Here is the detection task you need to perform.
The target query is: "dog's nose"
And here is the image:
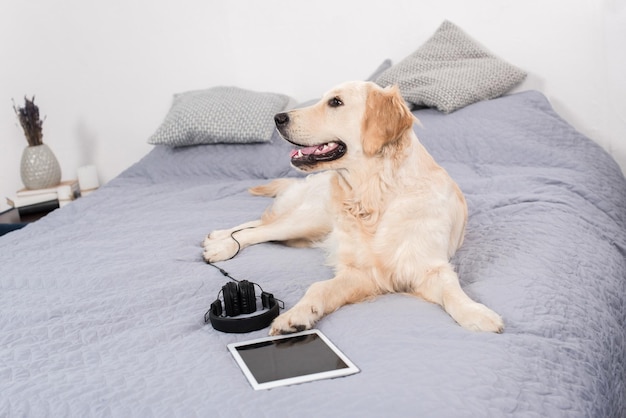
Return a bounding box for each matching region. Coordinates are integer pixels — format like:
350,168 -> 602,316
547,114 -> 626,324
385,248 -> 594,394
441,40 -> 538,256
274,112 -> 289,127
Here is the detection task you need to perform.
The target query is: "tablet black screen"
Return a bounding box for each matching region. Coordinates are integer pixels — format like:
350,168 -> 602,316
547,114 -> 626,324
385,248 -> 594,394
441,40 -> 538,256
234,332 -> 350,384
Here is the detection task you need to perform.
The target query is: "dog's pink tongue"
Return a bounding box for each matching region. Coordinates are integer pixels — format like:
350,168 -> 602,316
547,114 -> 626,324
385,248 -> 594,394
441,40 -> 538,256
303,145 -> 323,155
290,145 -> 319,158
290,143 -> 339,158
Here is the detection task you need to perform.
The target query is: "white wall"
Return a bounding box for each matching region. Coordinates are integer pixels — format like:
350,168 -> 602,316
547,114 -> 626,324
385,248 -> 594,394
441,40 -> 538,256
2,0 -> 625,212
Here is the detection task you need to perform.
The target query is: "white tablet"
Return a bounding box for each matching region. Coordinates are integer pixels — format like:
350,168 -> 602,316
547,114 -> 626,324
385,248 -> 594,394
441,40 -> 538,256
227,329 -> 360,390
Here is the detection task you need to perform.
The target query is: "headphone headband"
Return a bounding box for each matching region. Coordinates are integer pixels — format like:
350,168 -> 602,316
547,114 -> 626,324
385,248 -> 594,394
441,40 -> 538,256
207,293 -> 279,333
205,278 -> 280,333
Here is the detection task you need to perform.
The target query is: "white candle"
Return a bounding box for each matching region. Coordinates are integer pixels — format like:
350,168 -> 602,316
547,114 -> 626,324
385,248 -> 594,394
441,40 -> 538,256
57,184 -> 73,207
77,165 -> 99,196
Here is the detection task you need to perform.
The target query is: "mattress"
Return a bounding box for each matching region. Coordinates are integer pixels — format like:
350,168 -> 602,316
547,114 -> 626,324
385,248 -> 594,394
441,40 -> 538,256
1,90 -> 624,417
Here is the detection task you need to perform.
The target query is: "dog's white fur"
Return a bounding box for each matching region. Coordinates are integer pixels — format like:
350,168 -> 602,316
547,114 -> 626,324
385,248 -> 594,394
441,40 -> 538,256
203,81 -> 503,335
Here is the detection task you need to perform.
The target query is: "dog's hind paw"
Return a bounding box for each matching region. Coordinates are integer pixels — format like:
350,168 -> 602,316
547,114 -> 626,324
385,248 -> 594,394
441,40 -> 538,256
455,303 -> 504,333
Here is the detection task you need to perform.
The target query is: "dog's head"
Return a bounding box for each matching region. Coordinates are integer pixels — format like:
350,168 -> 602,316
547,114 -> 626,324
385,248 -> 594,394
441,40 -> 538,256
274,81 -> 415,172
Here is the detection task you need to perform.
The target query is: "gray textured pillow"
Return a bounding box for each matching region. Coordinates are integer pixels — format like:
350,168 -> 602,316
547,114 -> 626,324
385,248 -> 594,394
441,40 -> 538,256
148,86 -> 291,146
376,21 -> 526,113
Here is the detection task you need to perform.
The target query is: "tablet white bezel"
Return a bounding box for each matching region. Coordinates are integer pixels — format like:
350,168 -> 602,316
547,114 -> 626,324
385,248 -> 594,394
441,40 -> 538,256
227,329 -> 360,390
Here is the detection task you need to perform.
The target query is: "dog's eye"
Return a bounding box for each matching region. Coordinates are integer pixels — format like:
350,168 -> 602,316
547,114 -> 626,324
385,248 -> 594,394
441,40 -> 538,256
328,97 -> 343,108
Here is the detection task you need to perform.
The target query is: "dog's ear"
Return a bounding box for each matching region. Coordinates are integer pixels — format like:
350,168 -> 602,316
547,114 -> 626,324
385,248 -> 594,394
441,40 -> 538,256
361,85 -> 415,156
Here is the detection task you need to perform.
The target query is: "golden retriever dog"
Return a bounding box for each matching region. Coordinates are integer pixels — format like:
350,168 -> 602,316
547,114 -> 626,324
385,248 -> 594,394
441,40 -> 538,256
203,81 -> 504,335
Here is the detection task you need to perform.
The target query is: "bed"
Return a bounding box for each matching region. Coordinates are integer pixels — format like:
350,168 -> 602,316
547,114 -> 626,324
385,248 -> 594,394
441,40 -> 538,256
2,22 -> 625,418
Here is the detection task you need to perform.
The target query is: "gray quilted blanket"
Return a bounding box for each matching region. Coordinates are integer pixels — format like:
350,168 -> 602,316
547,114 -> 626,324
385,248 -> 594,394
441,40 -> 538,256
1,91 -> 624,417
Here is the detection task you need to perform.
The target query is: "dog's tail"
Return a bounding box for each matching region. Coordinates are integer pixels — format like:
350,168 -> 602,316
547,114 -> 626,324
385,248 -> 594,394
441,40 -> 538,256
249,178 -> 298,197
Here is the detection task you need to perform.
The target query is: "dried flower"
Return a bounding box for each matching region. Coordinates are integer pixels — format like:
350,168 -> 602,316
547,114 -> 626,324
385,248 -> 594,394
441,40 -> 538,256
13,96 -> 45,147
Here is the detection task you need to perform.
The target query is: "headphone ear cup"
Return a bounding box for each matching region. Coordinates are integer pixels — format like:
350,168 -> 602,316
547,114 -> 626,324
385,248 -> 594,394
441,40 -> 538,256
239,280 -> 257,315
261,291 -> 275,309
223,282 -> 240,317
210,299 -> 222,317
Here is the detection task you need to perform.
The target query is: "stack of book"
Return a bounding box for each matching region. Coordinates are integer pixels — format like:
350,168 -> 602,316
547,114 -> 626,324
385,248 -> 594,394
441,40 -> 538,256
6,179 -> 80,216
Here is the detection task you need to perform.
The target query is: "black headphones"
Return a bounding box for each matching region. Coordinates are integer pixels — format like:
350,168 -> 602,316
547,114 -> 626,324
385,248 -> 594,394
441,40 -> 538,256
204,227 -> 283,333
204,279 -> 280,333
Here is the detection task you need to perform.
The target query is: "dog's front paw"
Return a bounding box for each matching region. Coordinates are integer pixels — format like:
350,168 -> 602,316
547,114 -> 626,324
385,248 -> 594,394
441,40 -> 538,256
206,228 -> 233,241
202,236 -> 239,263
269,306 -> 319,335
455,303 -> 504,333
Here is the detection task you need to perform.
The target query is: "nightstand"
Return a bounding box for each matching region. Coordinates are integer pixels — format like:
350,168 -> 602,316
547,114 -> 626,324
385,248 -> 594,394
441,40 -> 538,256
0,207 -> 53,236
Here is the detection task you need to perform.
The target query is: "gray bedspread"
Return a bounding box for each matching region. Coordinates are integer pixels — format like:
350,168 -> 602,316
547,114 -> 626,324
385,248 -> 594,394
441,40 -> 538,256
1,91 -> 625,417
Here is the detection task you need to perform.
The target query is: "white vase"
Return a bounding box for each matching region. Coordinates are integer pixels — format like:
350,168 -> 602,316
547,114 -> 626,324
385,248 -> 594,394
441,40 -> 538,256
20,144 -> 62,189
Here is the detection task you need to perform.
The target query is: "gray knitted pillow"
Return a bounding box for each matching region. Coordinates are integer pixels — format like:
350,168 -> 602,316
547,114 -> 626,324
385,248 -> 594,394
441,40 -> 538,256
148,86 -> 291,146
376,21 -> 526,113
